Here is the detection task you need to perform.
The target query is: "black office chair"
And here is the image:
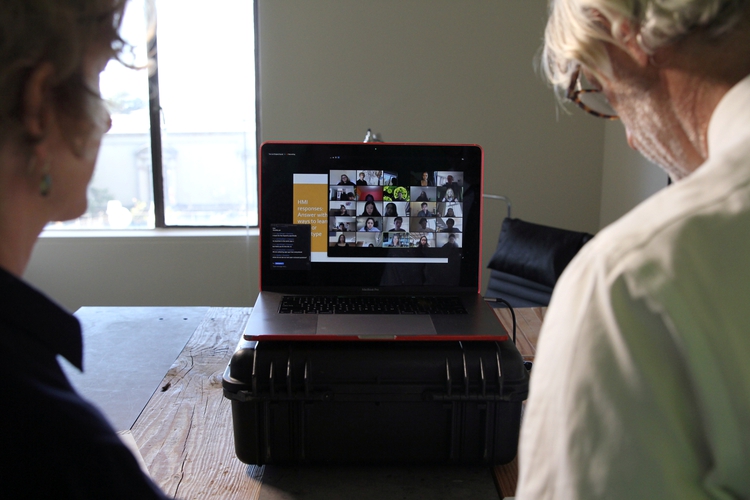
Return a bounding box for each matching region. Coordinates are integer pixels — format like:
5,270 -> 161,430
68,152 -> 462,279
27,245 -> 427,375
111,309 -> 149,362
484,197 -> 594,308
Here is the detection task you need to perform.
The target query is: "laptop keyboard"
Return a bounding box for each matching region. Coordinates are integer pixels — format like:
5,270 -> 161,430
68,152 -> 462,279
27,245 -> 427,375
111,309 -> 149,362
279,295 -> 468,315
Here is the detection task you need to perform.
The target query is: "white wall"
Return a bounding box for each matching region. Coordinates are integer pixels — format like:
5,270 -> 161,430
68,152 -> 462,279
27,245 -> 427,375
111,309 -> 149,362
26,232 -> 258,311
24,1 -> 663,310
258,1 -> 605,226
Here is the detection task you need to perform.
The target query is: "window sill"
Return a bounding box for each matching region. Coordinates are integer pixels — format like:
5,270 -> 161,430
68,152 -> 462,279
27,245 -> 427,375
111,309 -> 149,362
40,227 -> 259,239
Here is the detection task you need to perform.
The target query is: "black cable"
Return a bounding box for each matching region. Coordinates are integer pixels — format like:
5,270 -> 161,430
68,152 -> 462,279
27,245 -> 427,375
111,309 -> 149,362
483,297 -> 516,345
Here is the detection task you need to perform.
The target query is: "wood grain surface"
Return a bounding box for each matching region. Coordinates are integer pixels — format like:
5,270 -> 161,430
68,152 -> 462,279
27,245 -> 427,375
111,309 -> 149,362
495,306 -> 546,361
131,307 -> 260,499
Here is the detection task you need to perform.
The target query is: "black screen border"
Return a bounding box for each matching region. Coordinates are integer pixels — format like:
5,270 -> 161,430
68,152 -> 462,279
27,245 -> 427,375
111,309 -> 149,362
259,142 -> 484,295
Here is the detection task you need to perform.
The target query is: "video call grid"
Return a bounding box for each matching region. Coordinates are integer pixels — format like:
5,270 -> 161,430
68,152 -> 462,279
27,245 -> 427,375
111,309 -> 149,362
328,169 -> 464,249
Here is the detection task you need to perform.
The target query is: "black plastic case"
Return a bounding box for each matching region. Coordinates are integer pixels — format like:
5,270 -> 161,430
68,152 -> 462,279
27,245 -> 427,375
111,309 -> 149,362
222,339 -> 529,465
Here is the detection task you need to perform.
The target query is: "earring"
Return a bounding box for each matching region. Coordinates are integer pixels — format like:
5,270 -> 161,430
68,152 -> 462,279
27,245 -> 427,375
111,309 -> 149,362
39,158 -> 52,197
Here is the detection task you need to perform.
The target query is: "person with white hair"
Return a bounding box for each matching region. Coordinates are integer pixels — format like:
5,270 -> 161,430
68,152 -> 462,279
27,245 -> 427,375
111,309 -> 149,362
517,0 -> 750,498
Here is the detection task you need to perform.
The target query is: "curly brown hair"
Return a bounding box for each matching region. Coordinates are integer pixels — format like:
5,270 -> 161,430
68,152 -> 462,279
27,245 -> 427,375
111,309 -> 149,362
0,0 -> 129,146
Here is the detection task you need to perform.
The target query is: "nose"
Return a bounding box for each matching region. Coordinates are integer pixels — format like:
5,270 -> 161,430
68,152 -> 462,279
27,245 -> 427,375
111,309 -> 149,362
625,128 -> 638,151
103,109 -> 113,133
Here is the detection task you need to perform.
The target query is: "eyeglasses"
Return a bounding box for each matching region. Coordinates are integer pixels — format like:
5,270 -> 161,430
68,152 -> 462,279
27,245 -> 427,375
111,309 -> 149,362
566,67 -> 619,120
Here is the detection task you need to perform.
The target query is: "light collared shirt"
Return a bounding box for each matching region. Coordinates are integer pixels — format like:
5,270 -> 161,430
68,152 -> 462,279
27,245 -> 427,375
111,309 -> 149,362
517,74 -> 750,499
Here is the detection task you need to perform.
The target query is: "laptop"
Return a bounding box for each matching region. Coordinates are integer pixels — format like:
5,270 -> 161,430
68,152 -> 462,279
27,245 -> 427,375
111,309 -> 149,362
243,141 -> 508,341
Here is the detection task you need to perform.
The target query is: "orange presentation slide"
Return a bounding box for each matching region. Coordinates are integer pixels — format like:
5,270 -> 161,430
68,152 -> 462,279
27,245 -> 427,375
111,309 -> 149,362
293,180 -> 328,253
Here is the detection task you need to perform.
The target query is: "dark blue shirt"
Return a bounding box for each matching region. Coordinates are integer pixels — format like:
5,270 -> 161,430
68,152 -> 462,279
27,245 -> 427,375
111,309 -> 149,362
0,267 -> 168,499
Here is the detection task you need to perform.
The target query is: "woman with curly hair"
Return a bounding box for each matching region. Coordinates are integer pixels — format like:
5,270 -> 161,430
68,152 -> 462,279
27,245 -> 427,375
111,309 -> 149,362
0,1 -> 167,497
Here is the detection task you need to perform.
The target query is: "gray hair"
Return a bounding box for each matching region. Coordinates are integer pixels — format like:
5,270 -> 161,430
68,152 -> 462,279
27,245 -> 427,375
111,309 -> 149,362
540,0 -> 748,92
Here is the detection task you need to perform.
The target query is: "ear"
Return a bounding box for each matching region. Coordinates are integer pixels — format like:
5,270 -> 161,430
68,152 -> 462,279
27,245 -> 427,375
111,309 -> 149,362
21,62 -> 56,140
617,21 -> 650,68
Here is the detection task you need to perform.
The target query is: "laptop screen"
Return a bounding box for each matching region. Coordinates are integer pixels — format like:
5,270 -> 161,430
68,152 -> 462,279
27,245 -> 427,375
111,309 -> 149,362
259,142 -> 483,294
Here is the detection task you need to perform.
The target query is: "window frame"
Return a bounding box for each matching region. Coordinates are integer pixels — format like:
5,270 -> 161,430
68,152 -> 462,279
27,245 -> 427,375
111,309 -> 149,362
137,0 -> 261,229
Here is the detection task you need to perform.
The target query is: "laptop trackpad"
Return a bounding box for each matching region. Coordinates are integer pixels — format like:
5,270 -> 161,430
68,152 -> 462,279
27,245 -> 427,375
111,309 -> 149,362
317,315 -> 437,337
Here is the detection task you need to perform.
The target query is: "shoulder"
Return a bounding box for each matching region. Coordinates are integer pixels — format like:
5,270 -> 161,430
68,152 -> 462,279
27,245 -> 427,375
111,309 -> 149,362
553,143 -> 750,344
518,145 -> 750,498
0,333 -> 167,498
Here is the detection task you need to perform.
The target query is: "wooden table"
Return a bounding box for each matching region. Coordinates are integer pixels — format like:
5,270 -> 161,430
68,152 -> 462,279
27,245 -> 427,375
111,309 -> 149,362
75,306 -> 544,499
494,306 -> 546,363
129,307 -> 259,498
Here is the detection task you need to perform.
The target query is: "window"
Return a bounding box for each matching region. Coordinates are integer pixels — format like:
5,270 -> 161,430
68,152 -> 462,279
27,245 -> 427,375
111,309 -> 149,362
47,0 -> 258,230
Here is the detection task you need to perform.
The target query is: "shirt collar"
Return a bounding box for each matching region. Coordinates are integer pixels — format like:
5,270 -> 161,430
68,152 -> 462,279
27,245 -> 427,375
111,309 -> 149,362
707,74 -> 750,159
0,267 -> 83,370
